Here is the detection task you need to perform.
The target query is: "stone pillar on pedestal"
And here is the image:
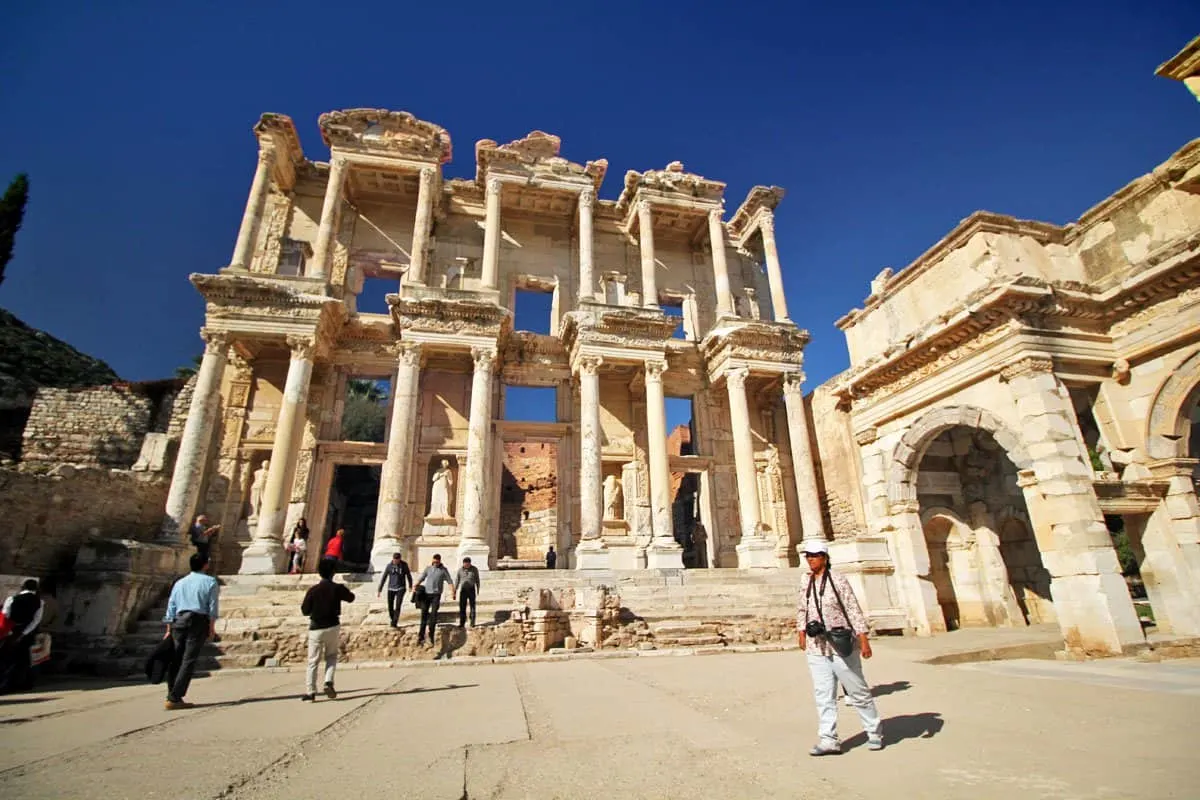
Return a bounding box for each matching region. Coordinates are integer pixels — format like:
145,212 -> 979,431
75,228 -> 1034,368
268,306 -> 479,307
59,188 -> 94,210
161,329 -> 230,542
707,208 -> 734,317
576,355 -> 610,568
458,346 -> 497,568
309,156 -> 348,281
727,367 -> 774,567
578,188 -> 595,303
240,336 -> 317,574
370,342 -> 422,572
406,167 -> 436,286
637,201 -> 659,308
758,214 -> 789,323
1003,356 -> 1143,655
644,359 -> 683,568
230,148 -> 276,271
781,372 -> 829,549
481,178 -> 502,290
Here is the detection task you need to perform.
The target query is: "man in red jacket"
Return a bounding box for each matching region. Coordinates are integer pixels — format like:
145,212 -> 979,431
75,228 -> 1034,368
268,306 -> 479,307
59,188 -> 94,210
322,528 -> 346,571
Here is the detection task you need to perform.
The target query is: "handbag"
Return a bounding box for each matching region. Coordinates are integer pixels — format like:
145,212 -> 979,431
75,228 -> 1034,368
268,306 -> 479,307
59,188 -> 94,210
412,585 -> 428,608
806,571 -> 857,658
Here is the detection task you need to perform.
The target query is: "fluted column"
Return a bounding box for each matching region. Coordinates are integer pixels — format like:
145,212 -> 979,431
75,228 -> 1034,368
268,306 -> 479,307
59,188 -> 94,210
160,329 -> 229,542
637,201 -> 659,308
481,178 -> 502,290
230,149 -> 276,270
458,346 -> 496,568
240,336 -> 316,574
644,359 -> 683,568
406,167 -> 436,286
370,342 -> 422,572
727,367 -> 774,567
576,355 -> 610,568
578,188 -> 595,303
707,208 -> 734,316
781,372 -> 828,546
309,156 -> 349,281
758,214 -> 789,322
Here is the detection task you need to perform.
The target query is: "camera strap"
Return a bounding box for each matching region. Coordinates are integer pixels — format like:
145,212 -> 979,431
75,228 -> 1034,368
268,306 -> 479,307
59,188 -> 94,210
805,570 -> 851,633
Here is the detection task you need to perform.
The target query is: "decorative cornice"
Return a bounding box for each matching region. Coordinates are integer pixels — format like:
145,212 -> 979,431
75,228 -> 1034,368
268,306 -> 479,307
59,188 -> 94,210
386,293 -> 511,338
615,161 -> 726,216
999,356 -> 1055,382
728,185 -> 785,242
318,108 -> 452,164
253,113 -> 304,166
1156,35 -> 1200,82
474,130 -> 606,192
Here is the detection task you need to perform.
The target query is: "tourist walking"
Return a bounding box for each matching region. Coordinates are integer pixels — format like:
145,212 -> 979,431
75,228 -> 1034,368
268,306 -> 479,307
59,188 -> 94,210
545,546 -> 556,569
414,554 -> 454,646
189,514 -> 221,561
287,519 -> 310,574
797,540 -> 883,755
300,557 -> 355,702
377,552 -> 413,627
0,579 -> 44,693
456,557 -> 481,628
162,553 -> 220,710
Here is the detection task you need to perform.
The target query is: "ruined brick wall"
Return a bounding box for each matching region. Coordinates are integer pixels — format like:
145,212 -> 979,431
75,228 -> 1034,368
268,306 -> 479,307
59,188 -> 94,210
20,380 -> 187,468
0,466 -> 168,575
499,442 -> 557,560
808,382 -> 867,539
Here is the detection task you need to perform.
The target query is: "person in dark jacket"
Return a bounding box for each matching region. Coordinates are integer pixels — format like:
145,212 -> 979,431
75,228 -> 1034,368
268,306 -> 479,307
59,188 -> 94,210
300,557 -> 355,702
545,546 -> 557,569
0,579 -> 43,692
376,553 -> 413,627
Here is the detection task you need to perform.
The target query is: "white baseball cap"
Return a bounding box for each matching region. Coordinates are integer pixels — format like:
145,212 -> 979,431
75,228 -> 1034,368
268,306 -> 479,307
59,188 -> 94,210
801,540 -> 829,555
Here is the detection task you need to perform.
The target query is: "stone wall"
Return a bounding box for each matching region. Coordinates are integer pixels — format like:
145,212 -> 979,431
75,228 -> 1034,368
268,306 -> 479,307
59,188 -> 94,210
21,380 -> 187,468
808,382 -> 866,539
499,442 -> 558,560
0,466 -> 168,575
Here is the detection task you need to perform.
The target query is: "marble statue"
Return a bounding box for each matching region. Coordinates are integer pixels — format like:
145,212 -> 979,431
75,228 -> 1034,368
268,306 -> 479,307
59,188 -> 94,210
603,474 -> 622,520
250,459 -> 270,518
428,458 -> 454,519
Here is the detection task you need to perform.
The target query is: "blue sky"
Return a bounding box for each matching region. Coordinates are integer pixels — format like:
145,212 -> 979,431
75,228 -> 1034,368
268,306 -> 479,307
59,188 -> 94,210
2,1 -> 1197,419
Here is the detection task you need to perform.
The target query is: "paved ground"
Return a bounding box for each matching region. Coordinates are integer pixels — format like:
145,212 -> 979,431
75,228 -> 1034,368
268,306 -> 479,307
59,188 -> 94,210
0,642 -> 1197,799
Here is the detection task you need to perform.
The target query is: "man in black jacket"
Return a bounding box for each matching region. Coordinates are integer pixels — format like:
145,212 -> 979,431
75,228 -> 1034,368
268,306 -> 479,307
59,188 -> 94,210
300,558 -> 355,702
376,553 -> 412,627
0,579 -> 43,692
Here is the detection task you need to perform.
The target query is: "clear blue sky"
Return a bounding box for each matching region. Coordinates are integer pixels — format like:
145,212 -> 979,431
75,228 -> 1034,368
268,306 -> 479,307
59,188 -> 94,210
2,1 -> 1197,404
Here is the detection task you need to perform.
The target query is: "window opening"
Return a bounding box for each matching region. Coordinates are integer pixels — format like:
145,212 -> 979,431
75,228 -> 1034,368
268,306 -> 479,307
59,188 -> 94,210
503,385 -> 558,422
341,376 -> 391,442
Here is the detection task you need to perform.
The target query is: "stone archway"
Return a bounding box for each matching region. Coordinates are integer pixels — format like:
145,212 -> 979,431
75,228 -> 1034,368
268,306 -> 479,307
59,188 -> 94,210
1147,348 -> 1200,459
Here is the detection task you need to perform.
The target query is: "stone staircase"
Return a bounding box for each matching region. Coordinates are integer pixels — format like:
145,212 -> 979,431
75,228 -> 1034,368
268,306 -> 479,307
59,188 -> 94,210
106,569 -> 806,675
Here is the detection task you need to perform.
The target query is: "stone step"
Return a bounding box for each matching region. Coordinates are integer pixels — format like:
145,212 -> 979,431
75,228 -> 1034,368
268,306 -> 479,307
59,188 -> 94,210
649,622 -> 721,637
651,634 -> 726,648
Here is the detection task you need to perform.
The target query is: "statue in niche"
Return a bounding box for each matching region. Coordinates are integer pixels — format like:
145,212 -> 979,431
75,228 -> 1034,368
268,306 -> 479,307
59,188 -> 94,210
249,459 -> 270,518
603,474 -> 623,520
428,458 -> 454,519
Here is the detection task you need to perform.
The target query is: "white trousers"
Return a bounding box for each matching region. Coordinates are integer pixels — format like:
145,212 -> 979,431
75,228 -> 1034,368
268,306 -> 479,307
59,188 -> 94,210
306,625 -> 340,693
805,648 -> 882,745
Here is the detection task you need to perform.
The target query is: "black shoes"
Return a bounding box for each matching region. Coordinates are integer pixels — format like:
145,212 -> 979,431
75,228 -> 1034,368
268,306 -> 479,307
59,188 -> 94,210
301,693 -> 315,702
324,682 -> 337,699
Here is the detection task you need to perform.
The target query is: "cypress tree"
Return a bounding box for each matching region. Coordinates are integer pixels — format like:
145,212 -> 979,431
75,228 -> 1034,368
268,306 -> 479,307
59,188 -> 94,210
0,173 -> 30,288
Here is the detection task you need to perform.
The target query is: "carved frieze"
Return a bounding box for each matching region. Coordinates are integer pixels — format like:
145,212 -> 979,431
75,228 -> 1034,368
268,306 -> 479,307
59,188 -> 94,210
318,109 -> 452,163
252,193 -> 292,274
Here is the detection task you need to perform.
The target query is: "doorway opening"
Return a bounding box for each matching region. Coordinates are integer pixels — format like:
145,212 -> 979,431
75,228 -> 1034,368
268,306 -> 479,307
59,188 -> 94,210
1105,514 -> 1156,630
323,464 -> 380,571
498,441 -> 558,562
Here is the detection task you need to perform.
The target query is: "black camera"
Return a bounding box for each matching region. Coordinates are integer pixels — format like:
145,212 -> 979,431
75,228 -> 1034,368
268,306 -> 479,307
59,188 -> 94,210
804,620 -> 826,637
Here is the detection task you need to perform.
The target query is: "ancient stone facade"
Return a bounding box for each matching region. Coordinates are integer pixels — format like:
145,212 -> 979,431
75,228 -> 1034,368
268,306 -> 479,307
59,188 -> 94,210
816,135 -> 1200,655
165,110 -> 827,578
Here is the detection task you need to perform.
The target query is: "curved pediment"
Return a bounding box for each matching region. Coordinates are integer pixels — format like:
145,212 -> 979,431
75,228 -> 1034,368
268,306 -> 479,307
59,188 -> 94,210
475,130 -> 606,190
318,108 -> 452,163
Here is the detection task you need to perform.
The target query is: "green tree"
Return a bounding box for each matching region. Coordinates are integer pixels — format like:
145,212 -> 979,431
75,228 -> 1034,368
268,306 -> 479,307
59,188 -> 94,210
341,378 -> 389,442
0,173 -> 30,288
175,353 -> 203,379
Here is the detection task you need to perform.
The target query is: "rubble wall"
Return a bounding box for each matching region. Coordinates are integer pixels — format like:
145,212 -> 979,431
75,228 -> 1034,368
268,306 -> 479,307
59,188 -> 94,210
808,382 -> 867,539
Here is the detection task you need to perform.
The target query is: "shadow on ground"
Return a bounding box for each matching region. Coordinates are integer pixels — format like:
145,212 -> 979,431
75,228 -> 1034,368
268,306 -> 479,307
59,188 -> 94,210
844,712 -> 944,750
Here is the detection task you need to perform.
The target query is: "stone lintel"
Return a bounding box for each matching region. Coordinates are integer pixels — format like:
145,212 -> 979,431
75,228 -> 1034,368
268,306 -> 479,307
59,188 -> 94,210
386,292 -> 511,341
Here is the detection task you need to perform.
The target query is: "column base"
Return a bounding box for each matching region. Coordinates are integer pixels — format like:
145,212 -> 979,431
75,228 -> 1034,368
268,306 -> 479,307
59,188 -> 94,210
575,539 -> 611,570
238,540 -> 287,575
645,539 -> 684,569
736,538 -> 777,569
456,540 -> 492,571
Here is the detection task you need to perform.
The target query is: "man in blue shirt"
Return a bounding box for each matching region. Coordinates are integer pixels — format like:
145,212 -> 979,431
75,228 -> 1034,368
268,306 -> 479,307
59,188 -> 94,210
162,552 -> 220,710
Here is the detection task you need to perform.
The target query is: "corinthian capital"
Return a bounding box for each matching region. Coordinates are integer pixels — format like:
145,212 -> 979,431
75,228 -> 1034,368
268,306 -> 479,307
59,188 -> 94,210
726,366 -> 750,389
391,341 -> 422,367
286,335 -> 317,360
486,178 -> 502,197
418,166 -> 436,189
782,371 -> 806,396
637,199 -> 653,217
579,188 -> 595,211
199,328 -> 231,354
577,355 -> 603,376
471,346 -> 497,372
644,359 -> 667,382
758,213 -> 775,238
257,147 -> 277,166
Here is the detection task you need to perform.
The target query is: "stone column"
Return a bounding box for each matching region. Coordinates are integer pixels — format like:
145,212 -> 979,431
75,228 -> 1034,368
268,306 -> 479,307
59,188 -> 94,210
575,355 -> 610,568
707,208 -> 734,317
240,336 -> 317,574
230,148 -> 276,270
781,372 -> 828,546
644,359 -> 682,567
406,167 -> 436,286
160,329 -> 229,542
481,178 -> 502,290
309,156 -> 349,281
1003,357 -> 1143,655
758,214 -> 790,322
637,201 -> 659,308
578,188 -> 596,303
726,367 -> 774,567
458,346 -> 496,568
370,342 -> 422,572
